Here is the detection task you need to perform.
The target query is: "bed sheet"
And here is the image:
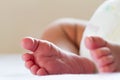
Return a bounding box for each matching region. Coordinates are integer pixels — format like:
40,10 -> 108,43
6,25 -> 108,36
0,54 -> 119,80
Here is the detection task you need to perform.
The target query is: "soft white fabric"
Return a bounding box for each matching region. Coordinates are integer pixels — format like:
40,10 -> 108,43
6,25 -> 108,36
0,54 -> 120,80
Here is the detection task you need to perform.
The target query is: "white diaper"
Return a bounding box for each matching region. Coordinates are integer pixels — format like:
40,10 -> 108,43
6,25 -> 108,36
80,0 -> 120,60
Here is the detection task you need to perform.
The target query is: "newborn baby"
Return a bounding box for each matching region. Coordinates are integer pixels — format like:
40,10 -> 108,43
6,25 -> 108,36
21,0 -> 120,76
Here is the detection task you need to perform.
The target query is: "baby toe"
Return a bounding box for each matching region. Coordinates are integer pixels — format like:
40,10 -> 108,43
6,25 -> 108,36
21,37 -> 39,52
98,55 -> 114,67
22,53 -> 34,61
91,47 -> 111,59
25,60 -> 34,69
85,36 -> 107,49
30,65 -> 40,75
37,68 -> 49,76
99,62 -> 116,73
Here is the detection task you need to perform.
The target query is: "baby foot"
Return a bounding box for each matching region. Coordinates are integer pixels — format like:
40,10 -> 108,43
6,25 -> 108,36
85,36 -> 120,73
21,37 -> 95,76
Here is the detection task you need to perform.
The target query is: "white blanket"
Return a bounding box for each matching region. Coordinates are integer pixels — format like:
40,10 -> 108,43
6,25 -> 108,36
0,54 -> 119,80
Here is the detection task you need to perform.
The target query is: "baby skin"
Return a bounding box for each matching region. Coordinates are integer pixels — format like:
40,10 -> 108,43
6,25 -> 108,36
21,37 -> 95,75
85,36 -> 120,72
22,36 -> 120,76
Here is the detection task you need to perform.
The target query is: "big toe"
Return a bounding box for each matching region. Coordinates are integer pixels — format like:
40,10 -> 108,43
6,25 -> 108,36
85,36 -> 107,49
21,37 -> 39,52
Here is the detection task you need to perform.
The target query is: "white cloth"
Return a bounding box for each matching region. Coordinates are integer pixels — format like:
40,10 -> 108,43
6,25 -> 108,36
0,54 -> 120,80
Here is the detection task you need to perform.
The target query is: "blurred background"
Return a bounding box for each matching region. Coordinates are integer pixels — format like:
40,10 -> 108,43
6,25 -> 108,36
0,0 -> 105,54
